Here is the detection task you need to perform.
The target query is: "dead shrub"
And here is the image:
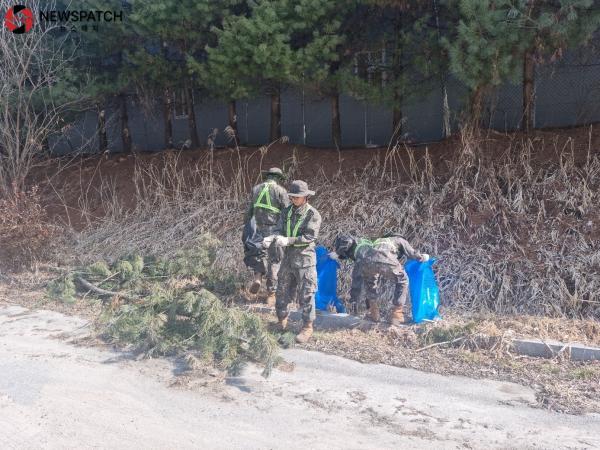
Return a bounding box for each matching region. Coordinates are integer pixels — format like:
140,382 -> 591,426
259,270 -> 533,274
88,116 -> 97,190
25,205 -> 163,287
0,183 -> 56,270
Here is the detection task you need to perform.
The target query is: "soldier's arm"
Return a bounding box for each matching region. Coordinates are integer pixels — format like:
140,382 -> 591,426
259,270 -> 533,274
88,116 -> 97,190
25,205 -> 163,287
288,209 -> 321,246
274,207 -> 286,236
393,236 -> 423,260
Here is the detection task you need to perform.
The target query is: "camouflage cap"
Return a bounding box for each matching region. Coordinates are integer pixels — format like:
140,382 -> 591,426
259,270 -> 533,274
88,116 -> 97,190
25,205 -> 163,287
287,180 -> 315,197
262,167 -> 285,178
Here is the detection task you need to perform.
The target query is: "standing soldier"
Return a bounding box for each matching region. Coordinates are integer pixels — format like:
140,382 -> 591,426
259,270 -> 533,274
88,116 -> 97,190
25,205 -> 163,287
269,180 -> 322,343
331,233 -> 429,325
245,167 -> 289,306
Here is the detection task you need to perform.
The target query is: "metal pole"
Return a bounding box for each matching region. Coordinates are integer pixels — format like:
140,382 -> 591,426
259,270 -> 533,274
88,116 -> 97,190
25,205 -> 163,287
302,80 -> 306,145
245,101 -> 249,144
364,101 -> 368,147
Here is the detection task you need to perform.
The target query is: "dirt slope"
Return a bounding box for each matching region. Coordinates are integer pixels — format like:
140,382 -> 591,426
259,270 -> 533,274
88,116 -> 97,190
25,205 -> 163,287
30,124 -> 600,230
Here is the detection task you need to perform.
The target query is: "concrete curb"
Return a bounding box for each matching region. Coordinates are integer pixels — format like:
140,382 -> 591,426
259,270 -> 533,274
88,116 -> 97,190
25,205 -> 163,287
245,304 -> 600,362
246,305 -> 364,329
511,338 -> 600,361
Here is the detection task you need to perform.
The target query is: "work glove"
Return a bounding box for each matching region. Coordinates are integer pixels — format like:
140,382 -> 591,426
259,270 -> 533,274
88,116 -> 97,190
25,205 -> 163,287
418,253 -> 430,262
274,235 -> 292,247
262,235 -> 276,247
328,251 -> 340,261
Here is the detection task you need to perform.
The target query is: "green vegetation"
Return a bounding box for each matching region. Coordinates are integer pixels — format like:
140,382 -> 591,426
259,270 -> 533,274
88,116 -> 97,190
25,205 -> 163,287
46,235 -> 278,376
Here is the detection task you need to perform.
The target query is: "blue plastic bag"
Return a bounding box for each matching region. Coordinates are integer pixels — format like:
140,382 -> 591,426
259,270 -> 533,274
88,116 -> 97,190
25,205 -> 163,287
404,258 -> 441,323
315,246 -> 346,313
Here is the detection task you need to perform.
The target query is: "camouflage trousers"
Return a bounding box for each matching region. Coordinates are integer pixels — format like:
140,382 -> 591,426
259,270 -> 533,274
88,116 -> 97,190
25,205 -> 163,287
243,225 -> 281,294
350,262 -> 409,309
244,253 -> 280,294
275,263 -> 317,323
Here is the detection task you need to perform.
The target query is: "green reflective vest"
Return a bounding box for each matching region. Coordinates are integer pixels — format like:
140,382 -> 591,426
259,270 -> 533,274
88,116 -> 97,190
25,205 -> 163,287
354,238 -> 395,258
253,181 -> 281,214
286,206 -> 310,247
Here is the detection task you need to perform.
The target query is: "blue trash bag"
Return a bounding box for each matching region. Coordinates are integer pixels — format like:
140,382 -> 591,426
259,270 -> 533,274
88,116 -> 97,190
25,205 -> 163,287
404,258 -> 441,323
315,246 -> 346,313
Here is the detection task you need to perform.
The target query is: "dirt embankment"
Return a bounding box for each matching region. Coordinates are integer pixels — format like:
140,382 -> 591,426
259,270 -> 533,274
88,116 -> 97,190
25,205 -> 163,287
30,124 -> 600,230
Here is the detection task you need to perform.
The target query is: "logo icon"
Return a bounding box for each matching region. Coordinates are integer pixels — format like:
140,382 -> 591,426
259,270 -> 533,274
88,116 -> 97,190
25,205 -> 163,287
4,5 -> 34,34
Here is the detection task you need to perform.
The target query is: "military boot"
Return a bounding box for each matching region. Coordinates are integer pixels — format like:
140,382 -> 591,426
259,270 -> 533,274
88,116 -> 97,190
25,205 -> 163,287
277,316 -> 288,332
295,321 -> 314,344
266,293 -> 276,307
390,306 -> 405,327
365,301 -> 380,322
249,273 -> 262,295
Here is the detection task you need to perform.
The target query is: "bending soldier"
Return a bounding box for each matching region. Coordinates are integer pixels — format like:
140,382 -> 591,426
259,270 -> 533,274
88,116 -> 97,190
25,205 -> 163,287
332,233 -> 429,325
265,180 -> 322,344
244,167 -> 289,306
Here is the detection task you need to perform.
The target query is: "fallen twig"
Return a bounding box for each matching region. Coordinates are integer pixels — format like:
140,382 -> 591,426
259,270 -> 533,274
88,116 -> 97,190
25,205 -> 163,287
416,336 -> 466,352
76,277 -> 132,301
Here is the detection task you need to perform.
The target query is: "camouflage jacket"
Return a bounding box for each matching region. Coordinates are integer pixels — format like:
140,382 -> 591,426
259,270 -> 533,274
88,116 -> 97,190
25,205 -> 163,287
354,235 -> 422,267
276,202 -> 322,268
246,180 -> 289,231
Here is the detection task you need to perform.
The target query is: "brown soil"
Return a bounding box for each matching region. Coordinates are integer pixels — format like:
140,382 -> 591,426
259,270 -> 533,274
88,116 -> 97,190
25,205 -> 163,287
29,124 -> 600,230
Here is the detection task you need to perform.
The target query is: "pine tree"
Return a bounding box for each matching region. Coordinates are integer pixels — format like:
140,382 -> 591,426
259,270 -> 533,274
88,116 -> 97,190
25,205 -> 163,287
78,0 -> 136,153
442,0 -> 527,124
290,0 -> 363,148
128,1 -> 245,150
207,0 -> 298,142
507,1 -> 600,131
352,1 -> 441,141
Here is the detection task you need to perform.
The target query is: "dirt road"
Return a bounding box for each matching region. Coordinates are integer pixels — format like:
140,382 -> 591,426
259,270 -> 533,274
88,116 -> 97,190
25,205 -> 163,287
1,304 -> 598,449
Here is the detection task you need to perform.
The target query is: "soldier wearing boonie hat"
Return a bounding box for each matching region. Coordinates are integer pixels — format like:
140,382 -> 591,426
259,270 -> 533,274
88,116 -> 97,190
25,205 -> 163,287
263,180 -> 321,343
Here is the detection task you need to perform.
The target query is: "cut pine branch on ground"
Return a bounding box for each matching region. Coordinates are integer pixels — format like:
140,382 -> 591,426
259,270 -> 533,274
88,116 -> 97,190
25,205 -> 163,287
45,235 -> 278,377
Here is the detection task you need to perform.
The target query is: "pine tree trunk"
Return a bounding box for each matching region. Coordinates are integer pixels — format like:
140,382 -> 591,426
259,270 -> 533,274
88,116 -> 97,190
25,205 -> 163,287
331,92 -> 341,149
469,86 -> 485,127
433,0 -> 451,139
228,99 -> 239,143
441,83 -> 451,138
163,89 -> 173,149
270,87 -> 281,142
392,106 -> 402,139
522,49 -> 535,132
186,86 -> 199,149
119,94 -> 132,153
391,11 -> 403,143
97,103 -> 108,153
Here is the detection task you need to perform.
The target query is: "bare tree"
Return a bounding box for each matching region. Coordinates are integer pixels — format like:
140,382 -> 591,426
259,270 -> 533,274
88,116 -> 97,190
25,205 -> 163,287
0,0 -> 82,193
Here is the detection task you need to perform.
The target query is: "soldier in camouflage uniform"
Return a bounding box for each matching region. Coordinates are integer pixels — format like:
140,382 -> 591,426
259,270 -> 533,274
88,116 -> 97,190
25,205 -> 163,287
331,233 -> 429,325
267,180 -> 321,344
244,167 -> 289,306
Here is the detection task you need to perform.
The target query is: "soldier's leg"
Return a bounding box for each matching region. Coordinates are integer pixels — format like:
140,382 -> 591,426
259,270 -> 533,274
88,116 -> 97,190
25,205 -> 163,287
349,263 -> 364,314
389,264 -> 409,325
391,266 -> 409,307
244,250 -> 267,295
275,263 -> 297,324
297,266 -> 317,323
264,259 -> 280,307
266,259 -> 280,294
363,273 -> 380,322
295,265 -> 317,343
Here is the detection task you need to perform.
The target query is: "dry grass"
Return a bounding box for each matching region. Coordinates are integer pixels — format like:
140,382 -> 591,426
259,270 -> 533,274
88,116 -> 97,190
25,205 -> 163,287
58,127 -> 600,322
